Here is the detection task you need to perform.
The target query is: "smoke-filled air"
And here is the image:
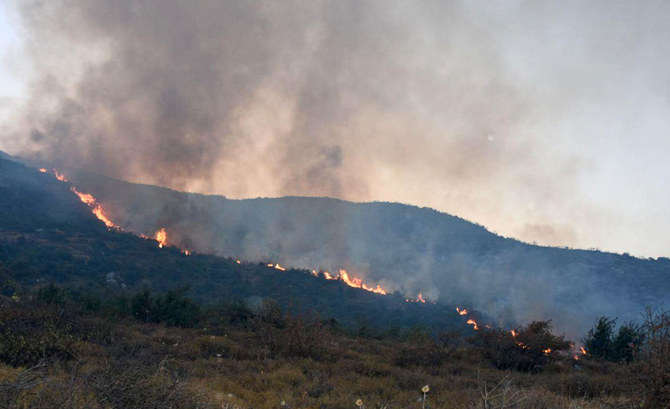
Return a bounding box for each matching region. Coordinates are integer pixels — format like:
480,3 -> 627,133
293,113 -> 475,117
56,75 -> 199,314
1,0 -> 670,337
2,0 -> 670,257
1,2 -> 670,407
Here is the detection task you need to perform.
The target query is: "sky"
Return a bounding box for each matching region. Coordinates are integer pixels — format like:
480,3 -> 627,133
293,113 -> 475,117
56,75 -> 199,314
0,0 -> 668,258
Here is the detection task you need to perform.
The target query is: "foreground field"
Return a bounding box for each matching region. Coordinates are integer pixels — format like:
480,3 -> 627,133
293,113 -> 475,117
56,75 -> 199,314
1,292 -> 667,409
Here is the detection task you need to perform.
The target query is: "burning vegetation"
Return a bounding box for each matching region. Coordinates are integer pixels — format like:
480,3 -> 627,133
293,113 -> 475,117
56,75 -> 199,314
28,166 -> 632,361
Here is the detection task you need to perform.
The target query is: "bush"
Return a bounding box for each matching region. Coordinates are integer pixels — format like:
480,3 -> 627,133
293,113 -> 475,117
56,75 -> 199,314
0,303 -> 77,366
473,321 -> 571,372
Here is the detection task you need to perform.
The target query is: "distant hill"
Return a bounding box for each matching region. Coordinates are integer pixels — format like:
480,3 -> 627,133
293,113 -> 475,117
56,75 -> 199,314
0,156 -> 469,332
53,163 -> 670,337
3,151 -> 670,336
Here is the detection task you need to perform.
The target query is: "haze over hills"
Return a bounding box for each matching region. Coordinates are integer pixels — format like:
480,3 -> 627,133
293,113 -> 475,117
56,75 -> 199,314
0,154 -> 474,332
14,154 -> 664,338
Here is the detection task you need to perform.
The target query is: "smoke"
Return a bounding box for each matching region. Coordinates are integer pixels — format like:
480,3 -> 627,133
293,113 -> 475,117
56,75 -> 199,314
2,1 -> 670,255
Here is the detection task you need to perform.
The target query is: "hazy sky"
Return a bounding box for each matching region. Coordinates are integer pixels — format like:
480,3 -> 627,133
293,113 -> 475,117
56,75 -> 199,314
1,0 -> 669,258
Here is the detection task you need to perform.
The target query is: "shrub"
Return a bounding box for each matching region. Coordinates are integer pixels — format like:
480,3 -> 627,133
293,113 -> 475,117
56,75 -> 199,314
473,321 -> 571,372
0,303 -> 77,366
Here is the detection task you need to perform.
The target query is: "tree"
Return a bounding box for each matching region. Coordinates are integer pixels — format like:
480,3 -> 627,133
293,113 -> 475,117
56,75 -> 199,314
584,316 -> 615,360
584,316 -> 645,362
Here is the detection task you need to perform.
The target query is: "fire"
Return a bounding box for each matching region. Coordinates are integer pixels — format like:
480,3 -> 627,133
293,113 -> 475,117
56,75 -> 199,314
91,205 -> 117,228
155,228 -> 167,248
456,307 -> 468,315
319,269 -> 387,295
236,260 -> 241,264
38,168 -> 47,173
543,348 -> 552,355
183,250 -> 191,256
510,329 -> 518,337
54,170 -> 68,182
466,319 -> 479,331
73,189 -> 96,205
267,263 -> 286,271
580,346 -> 587,355
71,187 -> 118,229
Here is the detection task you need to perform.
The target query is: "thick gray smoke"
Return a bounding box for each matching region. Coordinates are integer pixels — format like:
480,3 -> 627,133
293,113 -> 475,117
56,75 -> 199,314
4,0 -> 670,257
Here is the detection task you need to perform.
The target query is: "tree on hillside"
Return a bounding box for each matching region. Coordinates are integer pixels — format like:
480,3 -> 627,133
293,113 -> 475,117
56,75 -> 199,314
584,316 -> 644,362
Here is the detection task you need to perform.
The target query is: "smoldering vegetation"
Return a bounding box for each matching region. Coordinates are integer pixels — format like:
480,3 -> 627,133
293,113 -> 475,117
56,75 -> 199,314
66,168 -> 670,338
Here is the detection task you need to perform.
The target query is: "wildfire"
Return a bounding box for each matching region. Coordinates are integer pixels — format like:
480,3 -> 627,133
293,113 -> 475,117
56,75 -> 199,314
511,329 -> 518,337
580,346 -> 587,355
155,228 -> 167,248
456,307 -> 468,316
236,260 -> 241,264
267,263 -> 286,271
543,348 -> 552,355
319,269 -> 387,295
466,319 -> 479,331
54,170 -> 68,182
71,187 -> 118,229
406,293 -> 427,303
38,168 -> 47,173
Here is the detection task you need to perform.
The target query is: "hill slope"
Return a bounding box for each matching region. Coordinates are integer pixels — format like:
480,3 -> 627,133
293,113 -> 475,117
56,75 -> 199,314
0,157 -> 469,332
55,165 -> 670,336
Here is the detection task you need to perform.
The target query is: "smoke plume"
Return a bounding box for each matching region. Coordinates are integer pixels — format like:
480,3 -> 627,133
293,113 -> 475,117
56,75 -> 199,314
2,0 -> 670,256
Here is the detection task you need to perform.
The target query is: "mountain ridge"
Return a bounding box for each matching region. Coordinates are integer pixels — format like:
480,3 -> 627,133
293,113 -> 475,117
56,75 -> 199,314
2,151 -> 669,336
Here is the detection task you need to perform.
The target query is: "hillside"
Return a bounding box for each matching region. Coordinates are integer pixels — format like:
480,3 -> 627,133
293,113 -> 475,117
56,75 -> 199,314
47,163 -> 670,337
0,156 -> 470,332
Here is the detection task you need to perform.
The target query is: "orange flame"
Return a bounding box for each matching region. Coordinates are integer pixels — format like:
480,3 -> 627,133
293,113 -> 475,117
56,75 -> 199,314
543,348 -> 552,355
38,168 -> 47,173
71,187 -> 118,229
580,346 -> 587,355
155,228 -> 167,248
320,269 -> 387,295
338,269 -> 387,295
510,329 -> 518,337
54,170 -> 68,182
268,263 -> 286,271
236,260 -> 241,264
456,307 -> 468,316
466,319 -> 479,331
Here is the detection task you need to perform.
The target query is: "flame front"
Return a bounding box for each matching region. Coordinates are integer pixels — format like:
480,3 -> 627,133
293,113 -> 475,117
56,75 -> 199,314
54,170 -> 68,182
155,228 -> 167,248
267,263 -> 286,271
317,269 -> 387,295
466,319 -> 479,331
71,187 -> 118,229
456,307 -> 468,315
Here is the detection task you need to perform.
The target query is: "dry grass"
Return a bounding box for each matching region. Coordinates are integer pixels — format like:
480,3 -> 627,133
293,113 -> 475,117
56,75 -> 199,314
0,300 -> 660,409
